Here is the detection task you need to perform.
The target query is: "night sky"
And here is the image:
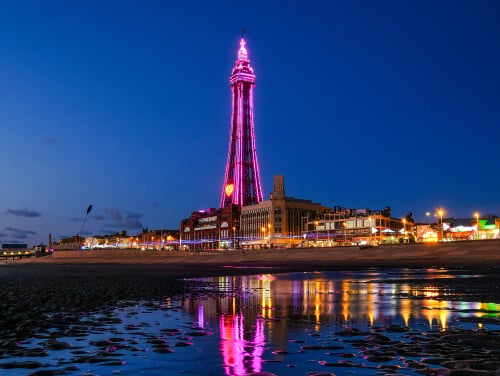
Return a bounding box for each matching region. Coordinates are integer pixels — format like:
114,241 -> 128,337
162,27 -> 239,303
1,1 -> 499,246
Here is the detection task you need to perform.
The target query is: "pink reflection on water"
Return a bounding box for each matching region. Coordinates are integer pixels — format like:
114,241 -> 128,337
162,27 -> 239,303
198,303 -> 204,329
220,313 -> 246,376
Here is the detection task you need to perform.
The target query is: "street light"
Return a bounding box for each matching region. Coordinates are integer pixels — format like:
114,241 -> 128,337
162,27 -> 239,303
438,209 -> 444,242
368,216 -> 372,244
232,226 -> 236,249
314,220 -> 319,244
261,226 -> 266,248
343,222 -> 347,245
474,212 -> 479,240
402,218 -> 406,243
268,223 -> 272,248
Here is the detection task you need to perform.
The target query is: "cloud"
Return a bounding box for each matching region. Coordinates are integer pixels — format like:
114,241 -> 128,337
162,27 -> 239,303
43,137 -> 60,145
68,217 -> 81,222
122,217 -> 142,229
100,208 -> 143,231
4,226 -> 37,239
105,208 -> 122,221
125,211 -> 142,219
6,209 -> 42,218
152,202 -> 161,208
91,214 -> 104,221
0,232 -> 7,238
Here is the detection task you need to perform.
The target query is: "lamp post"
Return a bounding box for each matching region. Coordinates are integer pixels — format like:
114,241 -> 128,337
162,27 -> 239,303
402,218 -> 406,243
438,209 -> 444,242
368,216 -> 372,245
232,226 -> 236,249
268,223 -> 272,248
343,222 -> 347,245
261,226 -> 266,248
474,212 -> 479,240
301,216 -> 308,244
314,220 -> 319,244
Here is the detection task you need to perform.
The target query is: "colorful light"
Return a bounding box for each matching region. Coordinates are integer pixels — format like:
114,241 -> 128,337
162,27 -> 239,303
221,37 -> 263,207
225,183 -> 234,197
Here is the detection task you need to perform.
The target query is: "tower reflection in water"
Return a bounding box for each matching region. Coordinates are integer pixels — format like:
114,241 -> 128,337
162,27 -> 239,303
180,272 -> 499,376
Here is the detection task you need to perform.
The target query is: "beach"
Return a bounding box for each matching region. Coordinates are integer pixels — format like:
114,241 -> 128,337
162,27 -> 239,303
1,240 -> 499,375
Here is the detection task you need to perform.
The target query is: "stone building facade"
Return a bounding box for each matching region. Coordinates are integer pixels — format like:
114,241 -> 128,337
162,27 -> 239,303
239,176 -> 330,248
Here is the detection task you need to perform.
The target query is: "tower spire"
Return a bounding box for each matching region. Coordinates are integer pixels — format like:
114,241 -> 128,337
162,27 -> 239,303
237,38 -> 249,62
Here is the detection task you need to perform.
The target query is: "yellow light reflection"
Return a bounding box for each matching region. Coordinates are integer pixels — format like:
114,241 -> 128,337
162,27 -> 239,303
400,298 -> 411,327
439,301 -> 448,330
342,281 -> 350,322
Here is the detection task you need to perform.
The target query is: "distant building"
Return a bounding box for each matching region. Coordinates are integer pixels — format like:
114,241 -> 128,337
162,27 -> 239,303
239,175 -> 330,248
82,229 -> 180,250
2,243 -> 28,249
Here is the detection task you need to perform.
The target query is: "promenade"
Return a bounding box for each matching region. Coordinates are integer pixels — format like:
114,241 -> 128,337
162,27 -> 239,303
19,239 -> 500,270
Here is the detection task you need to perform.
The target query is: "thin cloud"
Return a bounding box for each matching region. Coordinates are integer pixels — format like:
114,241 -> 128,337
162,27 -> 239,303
91,214 -> 104,221
99,208 -> 143,231
68,217 -> 81,222
125,211 -> 142,219
105,208 -> 122,221
4,226 -> 37,239
6,209 -> 42,218
122,217 -> 142,229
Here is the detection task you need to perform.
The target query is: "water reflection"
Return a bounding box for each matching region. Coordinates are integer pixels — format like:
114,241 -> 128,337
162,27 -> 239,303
182,270 -> 499,376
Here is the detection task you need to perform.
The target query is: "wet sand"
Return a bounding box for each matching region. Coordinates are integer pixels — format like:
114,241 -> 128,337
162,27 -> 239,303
1,241 -> 500,375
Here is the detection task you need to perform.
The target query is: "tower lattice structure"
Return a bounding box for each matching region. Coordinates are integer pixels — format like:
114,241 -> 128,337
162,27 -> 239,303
220,38 -> 264,208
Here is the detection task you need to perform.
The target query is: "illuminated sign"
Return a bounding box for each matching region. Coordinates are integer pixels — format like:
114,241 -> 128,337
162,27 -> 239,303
225,183 -> 234,197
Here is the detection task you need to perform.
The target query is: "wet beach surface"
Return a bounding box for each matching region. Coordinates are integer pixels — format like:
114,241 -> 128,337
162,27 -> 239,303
0,264 -> 499,375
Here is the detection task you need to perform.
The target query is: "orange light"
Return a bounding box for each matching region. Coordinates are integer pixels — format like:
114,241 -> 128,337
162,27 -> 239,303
225,183 -> 234,197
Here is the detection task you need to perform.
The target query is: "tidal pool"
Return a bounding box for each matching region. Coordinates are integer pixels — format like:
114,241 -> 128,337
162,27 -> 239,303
1,269 -> 499,375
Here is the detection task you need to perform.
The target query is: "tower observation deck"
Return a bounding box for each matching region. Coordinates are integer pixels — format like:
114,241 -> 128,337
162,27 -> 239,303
220,38 -> 264,208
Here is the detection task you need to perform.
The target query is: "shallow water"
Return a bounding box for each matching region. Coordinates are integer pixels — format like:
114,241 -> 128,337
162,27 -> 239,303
2,268 -> 499,375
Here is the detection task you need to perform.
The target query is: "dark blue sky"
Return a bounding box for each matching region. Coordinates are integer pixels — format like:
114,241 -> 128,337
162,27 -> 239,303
1,1 -> 499,245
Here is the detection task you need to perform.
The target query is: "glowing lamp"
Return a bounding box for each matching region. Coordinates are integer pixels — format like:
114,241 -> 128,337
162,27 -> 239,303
225,183 -> 234,197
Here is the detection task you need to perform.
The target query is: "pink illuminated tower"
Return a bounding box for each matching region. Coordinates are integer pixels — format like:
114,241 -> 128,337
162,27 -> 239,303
220,38 -> 264,208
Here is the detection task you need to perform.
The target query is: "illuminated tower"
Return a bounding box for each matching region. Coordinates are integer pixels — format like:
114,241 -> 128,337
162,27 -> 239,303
221,38 -> 264,208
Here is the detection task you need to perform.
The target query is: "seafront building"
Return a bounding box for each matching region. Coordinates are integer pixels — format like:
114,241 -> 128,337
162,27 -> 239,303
180,205 -> 239,251
416,215 -> 500,242
239,175 -> 329,248
302,206 -> 415,246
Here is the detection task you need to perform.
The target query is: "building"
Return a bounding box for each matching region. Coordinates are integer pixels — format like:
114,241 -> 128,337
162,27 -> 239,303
220,37 -> 264,208
303,206 -> 415,246
2,243 -> 28,250
180,204 -> 240,251
239,175 -> 330,248
82,229 -> 180,250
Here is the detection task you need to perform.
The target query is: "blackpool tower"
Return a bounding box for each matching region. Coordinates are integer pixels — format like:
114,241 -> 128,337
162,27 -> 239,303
220,38 -> 264,208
